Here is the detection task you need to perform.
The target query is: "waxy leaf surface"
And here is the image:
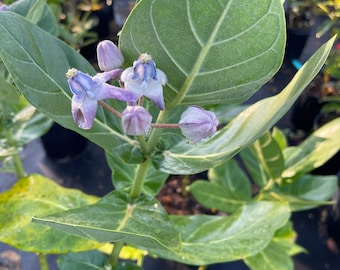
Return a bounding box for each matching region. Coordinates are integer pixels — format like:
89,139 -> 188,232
0,12 -> 137,157
155,37 -> 335,174
120,0 -> 285,108
33,191 -> 181,252
0,174 -> 101,253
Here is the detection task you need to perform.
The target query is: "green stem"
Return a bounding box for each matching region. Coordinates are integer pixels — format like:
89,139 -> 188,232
137,135 -> 148,156
4,128 -> 26,178
129,158 -> 151,200
38,253 -> 49,270
108,242 -> 124,267
146,109 -> 170,153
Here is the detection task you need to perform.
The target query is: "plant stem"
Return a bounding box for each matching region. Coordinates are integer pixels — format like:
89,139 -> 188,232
108,242 -> 124,267
146,109 -> 170,153
129,158 -> 151,200
98,100 -> 121,118
4,128 -> 26,178
38,253 -> 49,270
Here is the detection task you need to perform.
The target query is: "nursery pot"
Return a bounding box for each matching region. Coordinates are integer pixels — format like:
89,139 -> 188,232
285,27 -> 311,61
40,123 -> 88,160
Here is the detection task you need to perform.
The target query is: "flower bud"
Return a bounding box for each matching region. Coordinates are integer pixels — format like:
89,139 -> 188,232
121,105 -> 152,136
0,4 -> 9,11
179,106 -> 218,143
97,40 -> 124,71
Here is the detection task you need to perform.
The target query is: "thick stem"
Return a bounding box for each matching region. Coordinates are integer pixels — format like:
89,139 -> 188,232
38,253 -> 49,270
108,242 -> 124,267
129,158 -> 151,200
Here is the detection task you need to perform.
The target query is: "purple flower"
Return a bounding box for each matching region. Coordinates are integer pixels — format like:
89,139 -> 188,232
179,106 -> 219,143
0,4 -> 9,11
97,40 -> 124,71
121,105 -> 152,136
66,68 -> 137,129
120,53 -> 167,110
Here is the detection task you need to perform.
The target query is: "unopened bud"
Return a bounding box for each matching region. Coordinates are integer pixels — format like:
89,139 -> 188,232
97,40 -> 124,71
121,105 -> 152,136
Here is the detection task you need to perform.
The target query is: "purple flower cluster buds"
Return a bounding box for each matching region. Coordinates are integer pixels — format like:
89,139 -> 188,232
121,53 -> 167,110
66,41 -> 218,143
179,106 -> 219,143
121,106 -> 152,136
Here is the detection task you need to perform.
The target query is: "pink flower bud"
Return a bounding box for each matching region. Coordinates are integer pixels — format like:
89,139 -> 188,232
121,106 -> 152,136
179,106 -> 218,143
97,40 -> 124,71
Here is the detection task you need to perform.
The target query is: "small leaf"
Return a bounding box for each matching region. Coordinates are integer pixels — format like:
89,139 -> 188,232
0,174 -> 101,253
239,147 -> 269,187
106,152 -> 168,196
250,131 -> 284,180
244,240 -> 293,270
283,117 -> 340,178
190,159 -> 252,212
57,250 -> 108,270
274,174 -> 338,211
33,191 -> 181,253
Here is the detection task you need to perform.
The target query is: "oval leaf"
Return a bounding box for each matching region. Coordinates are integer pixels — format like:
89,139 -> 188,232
120,0 -> 285,107
0,174 -> 101,253
33,191 -> 181,253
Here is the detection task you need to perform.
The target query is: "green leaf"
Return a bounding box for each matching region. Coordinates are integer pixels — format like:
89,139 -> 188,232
33,191 -> 181,253
120,0 -> 285,107
272,127 -> 288,150
10,0 -> 57,35
106,152 -> 168,196
154,37 -> 335,174
244,220 -> 304,270
274,174 -> 338,211
151,202 -> 290,265
244,240 -> 293,270
0,12 -> 137,157
239,147 -> 269,187
12,105 -> 53,145
57,250 -> 108,270
190,159 -> 252,213
283,117 -> 340,178
0,174 -> 101,253
250,131 -> 284,180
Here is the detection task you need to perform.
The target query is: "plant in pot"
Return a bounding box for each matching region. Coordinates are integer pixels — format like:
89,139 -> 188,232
0,1 -> 340,270
285,0 -> 316,60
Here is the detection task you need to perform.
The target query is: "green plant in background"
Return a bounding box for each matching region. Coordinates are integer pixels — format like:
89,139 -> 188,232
0,1 -> 339,270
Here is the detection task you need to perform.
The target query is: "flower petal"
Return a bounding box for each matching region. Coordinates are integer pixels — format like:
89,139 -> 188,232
72,95 -> 98,129
94,83 -> 138,103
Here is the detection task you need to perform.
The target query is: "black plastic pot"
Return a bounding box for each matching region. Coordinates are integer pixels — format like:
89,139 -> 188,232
40,123 -> 88,161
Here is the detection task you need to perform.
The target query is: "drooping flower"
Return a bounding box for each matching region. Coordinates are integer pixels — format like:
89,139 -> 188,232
178,106 -> 219,143
97,40 -> 124,71
121,105 -> 152,136
120,53 -> 167,110
66,68 -> 137,129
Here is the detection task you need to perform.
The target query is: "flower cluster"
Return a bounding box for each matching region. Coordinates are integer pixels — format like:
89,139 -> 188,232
66,40 -> 218,143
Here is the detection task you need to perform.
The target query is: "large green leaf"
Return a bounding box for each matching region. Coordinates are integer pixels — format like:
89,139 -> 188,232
154,37 -> 335,174
120,0 -> 285,107
151,202 -> 290,265
57,250 -> 108,270
283,117 -> 340,178
0,12 -> 137,156
33,191 -> 181,253
0,174 -> 101,253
